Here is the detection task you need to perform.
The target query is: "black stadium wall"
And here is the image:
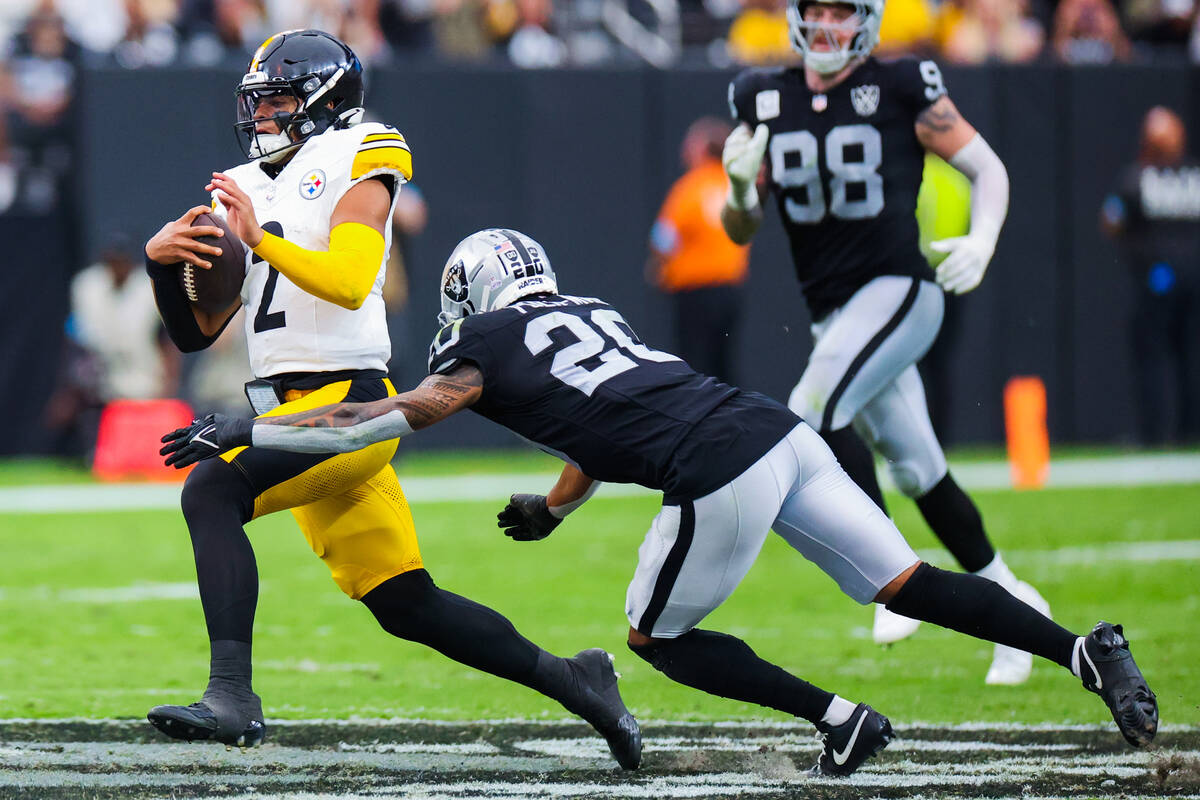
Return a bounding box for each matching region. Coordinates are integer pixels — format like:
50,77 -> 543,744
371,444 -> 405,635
8,64 -> 1197,454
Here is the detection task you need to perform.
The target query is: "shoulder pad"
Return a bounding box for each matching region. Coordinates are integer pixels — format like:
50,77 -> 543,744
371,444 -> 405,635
352,122 -> 412,182
428,318 -> 465,373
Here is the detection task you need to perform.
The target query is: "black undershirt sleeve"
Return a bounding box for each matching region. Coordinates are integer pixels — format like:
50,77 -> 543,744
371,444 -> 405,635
145,253 -> 234,353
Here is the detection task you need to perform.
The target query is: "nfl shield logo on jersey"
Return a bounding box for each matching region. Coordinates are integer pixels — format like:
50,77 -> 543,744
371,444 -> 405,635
851,85 -> 880,117
299,169 -> 327,199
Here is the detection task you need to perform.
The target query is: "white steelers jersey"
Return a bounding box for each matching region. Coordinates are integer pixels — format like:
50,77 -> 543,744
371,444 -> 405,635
214,121 -> 412,378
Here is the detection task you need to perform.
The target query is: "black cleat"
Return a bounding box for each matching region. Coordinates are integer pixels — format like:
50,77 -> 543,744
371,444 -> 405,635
1077,621 -> 1158,748
148,693 -> 266,747
811,703 -> 893,777
563,648 -> 642,770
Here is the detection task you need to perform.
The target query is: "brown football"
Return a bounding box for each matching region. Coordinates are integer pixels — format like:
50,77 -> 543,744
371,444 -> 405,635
178,212 -> 247,313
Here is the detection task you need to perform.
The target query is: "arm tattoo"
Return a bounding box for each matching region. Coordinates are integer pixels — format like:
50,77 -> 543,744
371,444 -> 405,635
260,365 -> 484,432
392,368 -> 483,430
916,101 -> 960,136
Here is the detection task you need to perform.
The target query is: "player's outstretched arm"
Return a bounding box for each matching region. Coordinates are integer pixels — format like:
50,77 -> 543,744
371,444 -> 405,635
497,464 -> 599,542
160,364 -> 483,466
255,363 -> 483,451
916,96 -> 1010,295
720,123 -> 768,245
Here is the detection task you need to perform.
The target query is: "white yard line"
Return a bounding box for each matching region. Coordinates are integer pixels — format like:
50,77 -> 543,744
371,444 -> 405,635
0,737 -> 1194,799
3,538 -> 1195,607
1,717 -> 1195,732
0,452 -> 1197,514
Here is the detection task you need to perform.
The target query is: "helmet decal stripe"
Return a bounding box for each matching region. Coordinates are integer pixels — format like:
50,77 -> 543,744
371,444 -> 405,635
304,67 -> 346,109
249,34 -> 278,71
500,229 -> 535,270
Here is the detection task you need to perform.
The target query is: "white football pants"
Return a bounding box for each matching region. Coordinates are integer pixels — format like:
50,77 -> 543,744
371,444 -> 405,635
788,276 -> 949,498
625,422 -> 919,638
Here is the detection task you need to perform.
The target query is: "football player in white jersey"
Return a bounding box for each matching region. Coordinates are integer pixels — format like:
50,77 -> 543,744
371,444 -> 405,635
140,30 -> 641,769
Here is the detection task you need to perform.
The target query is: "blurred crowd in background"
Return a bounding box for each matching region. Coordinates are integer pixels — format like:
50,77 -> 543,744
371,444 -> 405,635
0,0 -> 1196,75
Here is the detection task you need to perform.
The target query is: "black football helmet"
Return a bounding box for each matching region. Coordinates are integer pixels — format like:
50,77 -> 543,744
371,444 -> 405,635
235,29 -> 365,162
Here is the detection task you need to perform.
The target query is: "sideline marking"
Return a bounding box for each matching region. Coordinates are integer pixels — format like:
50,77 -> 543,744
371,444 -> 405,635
5,540 -> 1195,607
0,453 -> 1197,514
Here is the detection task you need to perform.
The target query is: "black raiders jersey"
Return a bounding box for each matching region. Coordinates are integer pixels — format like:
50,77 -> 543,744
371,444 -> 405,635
1107,161 -> 1200,278
427,295 -> 799,499
729,56 -> 944,321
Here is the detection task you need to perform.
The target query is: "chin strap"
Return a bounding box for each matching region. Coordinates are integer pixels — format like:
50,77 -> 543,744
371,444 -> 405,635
250,131 -> 298,162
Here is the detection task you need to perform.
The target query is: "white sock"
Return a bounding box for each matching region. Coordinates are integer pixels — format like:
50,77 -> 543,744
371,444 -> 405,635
1070,636 -> 1085,678
820,695 -> 857,727
973,553 -> 1019,592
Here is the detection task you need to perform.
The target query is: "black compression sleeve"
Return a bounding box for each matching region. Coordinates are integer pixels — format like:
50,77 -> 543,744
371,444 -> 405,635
629,629 -> 835,724
886,563 -> 1076,669
145,253 -> 223,353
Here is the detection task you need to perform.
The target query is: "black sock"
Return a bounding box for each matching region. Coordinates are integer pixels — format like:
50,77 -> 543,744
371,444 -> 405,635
914,474 -> 995,572
821,426 -> 888,515
363,569 -> 546,687
201,639 -> 262,722
629,629 -> 834,724
180,459 -> 258,643
886,563 -> 1076,669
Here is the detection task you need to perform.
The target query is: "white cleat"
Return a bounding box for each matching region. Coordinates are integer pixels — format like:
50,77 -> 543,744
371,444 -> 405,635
873,603 -> 921,645
985,580 -> 1051,686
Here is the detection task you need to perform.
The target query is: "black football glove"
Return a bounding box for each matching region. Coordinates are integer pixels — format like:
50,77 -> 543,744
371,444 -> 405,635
160,413 -> 254,468
497,493 -> 562,542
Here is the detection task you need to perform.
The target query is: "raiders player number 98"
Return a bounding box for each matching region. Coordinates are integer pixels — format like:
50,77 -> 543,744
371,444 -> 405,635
720,0 -> 1053,688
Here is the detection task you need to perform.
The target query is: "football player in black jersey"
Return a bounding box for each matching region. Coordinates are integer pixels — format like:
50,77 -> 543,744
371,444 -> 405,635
722,0 -> 1049,685
161,229 -> 1158,776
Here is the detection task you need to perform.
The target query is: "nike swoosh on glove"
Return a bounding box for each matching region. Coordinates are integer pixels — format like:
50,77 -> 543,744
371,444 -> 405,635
160,413 -> 254,468
722,123 -> 769,209
497,493 -> 562,542
930,235 -> 995,295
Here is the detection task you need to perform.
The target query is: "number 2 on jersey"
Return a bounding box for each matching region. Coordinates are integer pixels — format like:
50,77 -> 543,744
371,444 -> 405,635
524,309 -> 680,396
253,220 -> 286,333
771,124 -> 883,224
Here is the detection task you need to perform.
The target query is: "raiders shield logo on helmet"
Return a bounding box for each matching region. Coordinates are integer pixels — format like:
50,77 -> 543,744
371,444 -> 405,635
851,85 -> 880,117
443,259 -> 469,302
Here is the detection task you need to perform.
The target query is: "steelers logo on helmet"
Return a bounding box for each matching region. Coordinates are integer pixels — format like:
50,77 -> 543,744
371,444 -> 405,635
234,29 -> 366,162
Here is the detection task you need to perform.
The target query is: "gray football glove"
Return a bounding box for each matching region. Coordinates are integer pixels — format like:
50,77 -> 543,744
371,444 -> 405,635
497,494 -> 562,542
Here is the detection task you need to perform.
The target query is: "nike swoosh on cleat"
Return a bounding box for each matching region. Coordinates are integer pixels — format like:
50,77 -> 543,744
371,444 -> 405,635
832,710 -> 869,766
193,425 -> 219,449
1081,641 -> 1102,691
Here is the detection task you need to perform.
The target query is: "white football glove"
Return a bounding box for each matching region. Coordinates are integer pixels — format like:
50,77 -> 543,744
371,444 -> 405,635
722,123 -> 769,211
930,235 -> 995,295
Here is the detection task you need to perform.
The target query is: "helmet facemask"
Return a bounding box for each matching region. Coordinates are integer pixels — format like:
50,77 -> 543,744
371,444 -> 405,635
235,81 -> 311,162
788,0 -> 883,75
437,229 -> 558,327
234,30 -> 366,162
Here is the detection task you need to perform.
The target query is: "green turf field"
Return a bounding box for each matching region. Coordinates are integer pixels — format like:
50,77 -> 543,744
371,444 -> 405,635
0,456 -> 1196,731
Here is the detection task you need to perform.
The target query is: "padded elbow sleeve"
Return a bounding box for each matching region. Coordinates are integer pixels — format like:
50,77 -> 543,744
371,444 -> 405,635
251,222 -> 384,310
146,255 -> 219,352
949,134 -> 1008,243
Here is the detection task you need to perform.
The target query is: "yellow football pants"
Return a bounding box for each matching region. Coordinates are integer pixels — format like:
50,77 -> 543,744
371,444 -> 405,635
220,376 -> 422,599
